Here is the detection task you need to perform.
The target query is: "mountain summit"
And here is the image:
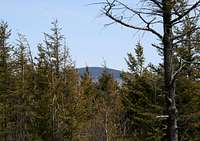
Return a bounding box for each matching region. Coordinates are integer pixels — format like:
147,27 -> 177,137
77,67 -> 121,82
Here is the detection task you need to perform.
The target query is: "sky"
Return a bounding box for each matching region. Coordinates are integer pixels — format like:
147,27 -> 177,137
0,0 -> 161,70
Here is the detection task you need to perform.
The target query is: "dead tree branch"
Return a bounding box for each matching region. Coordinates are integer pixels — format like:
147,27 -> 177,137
103,0 -> 163,39
172,1 -> 200,24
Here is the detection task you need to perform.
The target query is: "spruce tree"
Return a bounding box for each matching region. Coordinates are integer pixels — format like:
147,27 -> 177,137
121,43 -> 163,140
91,67 -> 120,141
0,21 -> 12,141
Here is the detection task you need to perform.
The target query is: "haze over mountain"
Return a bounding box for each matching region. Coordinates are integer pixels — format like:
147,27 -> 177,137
77,67 -> 122,82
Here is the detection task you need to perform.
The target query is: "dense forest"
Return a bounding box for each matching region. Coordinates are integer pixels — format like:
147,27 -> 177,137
1,0 -> 200,141
0,19 -> 199,141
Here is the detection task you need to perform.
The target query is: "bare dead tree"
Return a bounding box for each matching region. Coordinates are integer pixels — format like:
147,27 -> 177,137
98,0 -> 200,141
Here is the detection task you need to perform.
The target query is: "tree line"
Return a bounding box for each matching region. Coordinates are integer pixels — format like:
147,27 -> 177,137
0,18 -> 199,141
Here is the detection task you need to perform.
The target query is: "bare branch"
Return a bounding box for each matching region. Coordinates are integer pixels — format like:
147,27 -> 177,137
152,43 -> 163,50
103,1 -> 163,39
170,55 -> 200,84
171,57 -> 185,85
172,1 -> 200,24
149,0 -> 162,9
118,1 -> 163,16
105,12 -> 163,39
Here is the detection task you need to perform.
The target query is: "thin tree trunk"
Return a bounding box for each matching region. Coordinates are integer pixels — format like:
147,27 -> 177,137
105,110 -> 109,141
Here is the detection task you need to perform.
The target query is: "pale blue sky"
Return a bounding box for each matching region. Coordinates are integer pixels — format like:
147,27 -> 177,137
0,0 -> 161,70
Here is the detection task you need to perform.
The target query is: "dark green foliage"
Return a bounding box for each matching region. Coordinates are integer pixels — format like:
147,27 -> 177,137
0,20 -> 199,141
121,44 -> 164,140
0,21 -> 12,141
174,16 -> 200,141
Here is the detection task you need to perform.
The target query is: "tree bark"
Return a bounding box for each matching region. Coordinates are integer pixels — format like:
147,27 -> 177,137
162,1 -> 178,141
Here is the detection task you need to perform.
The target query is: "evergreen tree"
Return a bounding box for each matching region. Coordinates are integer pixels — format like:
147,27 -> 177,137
174,15 -> 200,141
0,18 -> 199,141
100,1 -> 200,140
90,67 -> 121,141
33,43 -> 50,140
10,33 -> 35,141
43,20 -> 79,140
121,44 -> 163,140
0,21 -> 12,141
74,66 -> 97,140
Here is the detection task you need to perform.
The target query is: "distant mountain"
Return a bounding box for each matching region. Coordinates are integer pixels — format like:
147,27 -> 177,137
77,67 -> 122,82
